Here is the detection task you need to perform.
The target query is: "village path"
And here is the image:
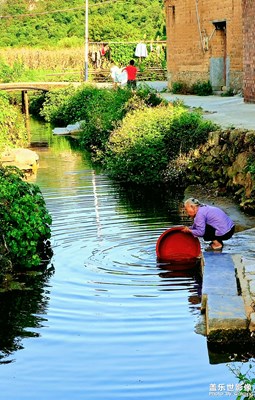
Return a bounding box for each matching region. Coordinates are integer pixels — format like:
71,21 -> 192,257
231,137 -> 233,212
144,81 -> 255,131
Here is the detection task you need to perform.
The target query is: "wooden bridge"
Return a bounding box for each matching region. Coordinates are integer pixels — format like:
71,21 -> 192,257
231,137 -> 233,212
0,82 -> 83,130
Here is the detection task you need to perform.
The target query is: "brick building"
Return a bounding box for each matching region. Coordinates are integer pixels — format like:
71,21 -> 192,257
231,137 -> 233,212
164,0 -> 243,93
242,0 -> 255,103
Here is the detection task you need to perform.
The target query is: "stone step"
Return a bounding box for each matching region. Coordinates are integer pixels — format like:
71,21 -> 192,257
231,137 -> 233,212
202,252 -> 248,335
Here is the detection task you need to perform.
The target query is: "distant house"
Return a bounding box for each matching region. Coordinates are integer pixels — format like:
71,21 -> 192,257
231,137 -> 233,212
242,0 -> 255,103
164,0 -> 255,102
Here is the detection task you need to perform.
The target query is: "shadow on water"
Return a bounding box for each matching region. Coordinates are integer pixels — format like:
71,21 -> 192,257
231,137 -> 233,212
0,265 -> 54,364
112,183 -> 185,223
158,266 -> 202,307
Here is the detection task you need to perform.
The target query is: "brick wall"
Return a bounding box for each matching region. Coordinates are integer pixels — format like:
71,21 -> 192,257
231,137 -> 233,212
165,0 -> 243,91
243,0 -> 255,103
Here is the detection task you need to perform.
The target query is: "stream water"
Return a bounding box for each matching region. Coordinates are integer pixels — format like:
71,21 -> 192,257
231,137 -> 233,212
0,119 -> 251,399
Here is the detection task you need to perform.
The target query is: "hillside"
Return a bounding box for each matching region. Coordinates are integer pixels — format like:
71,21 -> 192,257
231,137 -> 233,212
0,0 -> 165,47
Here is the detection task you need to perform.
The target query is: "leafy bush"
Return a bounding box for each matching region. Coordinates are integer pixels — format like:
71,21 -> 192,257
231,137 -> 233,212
136,84 -> 168,107
0,93 -> 28,152
105,105 -> 217,185
39,85 -> 167,160
221,87 -> 235,97
191,80 -> 213,96
105,105 -> 175,185
29,92 -> 47,118
172,81 -> 190,94
0,59 -> 25,83
39,85 -> 77,125
0,167 -> 52,269
163,109 -> 217,158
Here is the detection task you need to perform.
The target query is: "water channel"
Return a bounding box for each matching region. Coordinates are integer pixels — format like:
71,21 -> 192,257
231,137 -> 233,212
0,118 -> 252,399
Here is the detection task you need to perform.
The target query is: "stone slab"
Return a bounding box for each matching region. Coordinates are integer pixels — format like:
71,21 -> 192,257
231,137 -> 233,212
202,253 -> 239,306
206,294 -> 247,332
202,252 -> 248,334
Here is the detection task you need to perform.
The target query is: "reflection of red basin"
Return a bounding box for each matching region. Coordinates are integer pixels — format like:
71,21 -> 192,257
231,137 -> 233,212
156,226 -> 201,267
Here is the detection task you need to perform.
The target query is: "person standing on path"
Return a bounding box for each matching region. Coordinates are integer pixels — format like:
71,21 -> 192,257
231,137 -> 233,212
182,197 -> 235,251
124,60 -> 138,90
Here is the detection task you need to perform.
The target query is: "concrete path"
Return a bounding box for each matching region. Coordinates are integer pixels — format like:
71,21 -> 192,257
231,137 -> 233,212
143,81 -> 255,131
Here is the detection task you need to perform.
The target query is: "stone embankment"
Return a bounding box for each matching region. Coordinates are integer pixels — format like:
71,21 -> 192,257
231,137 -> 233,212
187,128 -> 255,213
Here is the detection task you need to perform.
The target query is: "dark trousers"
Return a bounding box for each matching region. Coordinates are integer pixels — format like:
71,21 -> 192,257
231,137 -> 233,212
203,224 -> 235,244
127,80 -> 137,89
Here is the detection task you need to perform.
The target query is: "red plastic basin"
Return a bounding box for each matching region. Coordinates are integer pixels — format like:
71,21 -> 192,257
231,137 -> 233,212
156,226 -> 201,266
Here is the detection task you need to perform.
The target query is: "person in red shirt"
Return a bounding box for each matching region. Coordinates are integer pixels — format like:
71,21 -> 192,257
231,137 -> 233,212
124,60 -> 138,90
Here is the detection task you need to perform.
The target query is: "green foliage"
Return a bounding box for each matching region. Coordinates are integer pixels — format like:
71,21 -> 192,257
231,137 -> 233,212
109,43 -> 166,71
136,84 -> 168,107
0,166 -> 52,269
77,88 -> 132,154
0,0 -> 165,47
163,109 -> 217,158
0,58 -> 26,82
245,155 -> 255,175
0,92 -> 28,152
228,362 -> 255,399
221,87 -> 235,97
105,105 -> 174,185
172,80 -> 213,96
29,92 -> 47,118
105,104 -> 217,185
38,84 -> 167,160
191,80 -> 213,96
172,81 -> 190,94
39,85 -> 77,125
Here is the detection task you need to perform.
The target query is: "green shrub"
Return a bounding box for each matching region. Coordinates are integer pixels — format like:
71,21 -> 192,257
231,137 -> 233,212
29,92 -> 47,118
39,85 -> 166,160
75,87 -> 132,153
105,105 -> 217,185
40,84 -> 132,128
0,167 -> 52,269
136,84 -> 168,107
172,81 -> 190,94
191,80 -> 213,96
0,59 -> 25,83
105,105 -> 176,185
0,93 -> 28,152
245,155 -> 255,175
39,85 -> 77,125
221,87 -> 235,97
164,109 -> 217,158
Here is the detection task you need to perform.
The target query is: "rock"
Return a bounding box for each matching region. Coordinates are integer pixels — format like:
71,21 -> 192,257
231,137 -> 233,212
1,148 -> 39,171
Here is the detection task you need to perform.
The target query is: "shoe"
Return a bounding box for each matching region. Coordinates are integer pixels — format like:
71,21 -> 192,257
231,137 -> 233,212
205,244 -> 223,252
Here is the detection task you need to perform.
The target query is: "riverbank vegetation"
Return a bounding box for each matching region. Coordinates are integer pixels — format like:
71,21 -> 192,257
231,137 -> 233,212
0,166 -> 52,288
0,94 -> 52,287
0,92 -> 28,152
105,105 -> 216,185
33,84 -> 217,186
34,84 -> 255,213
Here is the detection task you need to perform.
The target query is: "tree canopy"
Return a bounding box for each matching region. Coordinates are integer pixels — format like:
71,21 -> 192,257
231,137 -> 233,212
0,0 -> 165,47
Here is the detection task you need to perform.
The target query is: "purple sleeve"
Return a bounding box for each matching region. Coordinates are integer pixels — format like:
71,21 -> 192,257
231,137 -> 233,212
190,209 -> 206,237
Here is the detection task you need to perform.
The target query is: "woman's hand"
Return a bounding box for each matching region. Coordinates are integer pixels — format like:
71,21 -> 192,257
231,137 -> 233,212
182,226 -> 191,233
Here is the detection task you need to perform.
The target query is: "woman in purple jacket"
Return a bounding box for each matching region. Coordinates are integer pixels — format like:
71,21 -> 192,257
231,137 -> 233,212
183,198 -> 235,251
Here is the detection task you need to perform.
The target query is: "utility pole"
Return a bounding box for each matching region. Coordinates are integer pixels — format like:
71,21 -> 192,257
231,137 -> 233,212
84,0 -> 89,81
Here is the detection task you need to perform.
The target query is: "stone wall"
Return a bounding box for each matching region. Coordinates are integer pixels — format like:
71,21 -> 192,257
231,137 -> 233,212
186,129 -> 255,213
243,0 -> 255,103
165,0 -> 243,91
